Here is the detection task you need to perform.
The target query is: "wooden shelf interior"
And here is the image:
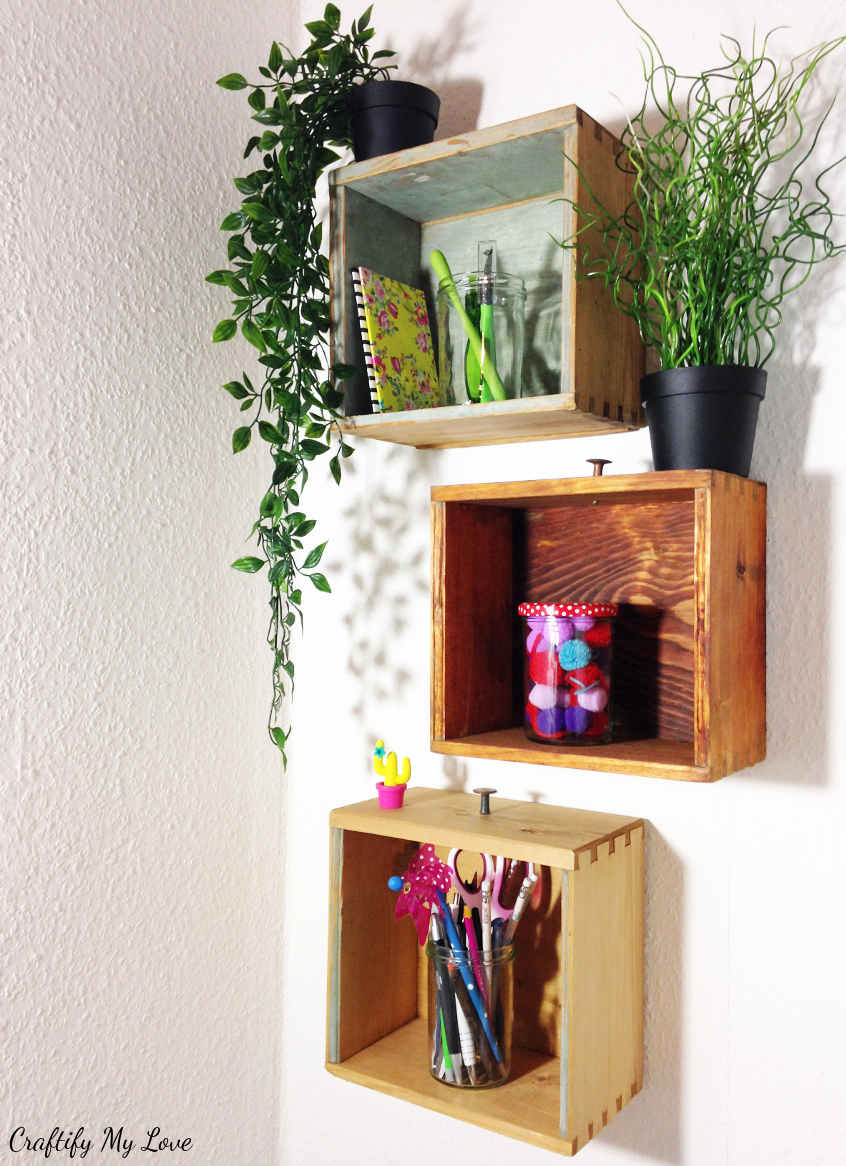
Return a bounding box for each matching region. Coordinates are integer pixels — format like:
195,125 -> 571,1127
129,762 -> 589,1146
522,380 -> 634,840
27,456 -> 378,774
431,471 -> 767,781
329,106 -> 644,436
327,1019 -> 568,1156
327,790 -> 644,1155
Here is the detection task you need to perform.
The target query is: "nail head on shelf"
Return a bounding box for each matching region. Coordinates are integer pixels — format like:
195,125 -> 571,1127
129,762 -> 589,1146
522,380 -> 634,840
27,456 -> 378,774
472,787 -> 497,815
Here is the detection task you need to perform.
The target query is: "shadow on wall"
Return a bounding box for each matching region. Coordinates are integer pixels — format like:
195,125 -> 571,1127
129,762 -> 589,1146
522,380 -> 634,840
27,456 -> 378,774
600,824 -> 683,1164
325,444 -> 437,772
401,6 -> 483,139
747,257 -> 837,788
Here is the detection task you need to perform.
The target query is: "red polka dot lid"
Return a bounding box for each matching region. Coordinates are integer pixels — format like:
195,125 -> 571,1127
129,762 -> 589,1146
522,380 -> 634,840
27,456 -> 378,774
518,601 -> 618,617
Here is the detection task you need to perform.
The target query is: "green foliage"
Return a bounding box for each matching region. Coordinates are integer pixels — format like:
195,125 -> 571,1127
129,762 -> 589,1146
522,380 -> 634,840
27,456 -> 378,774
209,5 -> 394,763
557,9 -> 845,369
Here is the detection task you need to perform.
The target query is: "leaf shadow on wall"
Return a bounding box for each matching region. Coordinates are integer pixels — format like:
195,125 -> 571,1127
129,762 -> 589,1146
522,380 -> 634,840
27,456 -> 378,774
325,444 -> 436,751
599,825 -> 683,1164
388,6 -> 483,139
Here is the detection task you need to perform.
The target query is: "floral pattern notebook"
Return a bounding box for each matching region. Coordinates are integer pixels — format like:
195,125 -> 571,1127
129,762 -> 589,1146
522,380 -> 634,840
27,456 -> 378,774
354,266 -> 441,412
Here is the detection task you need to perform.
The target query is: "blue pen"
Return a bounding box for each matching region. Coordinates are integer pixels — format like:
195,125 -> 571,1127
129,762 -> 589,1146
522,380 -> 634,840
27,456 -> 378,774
435,889 -> 502,1064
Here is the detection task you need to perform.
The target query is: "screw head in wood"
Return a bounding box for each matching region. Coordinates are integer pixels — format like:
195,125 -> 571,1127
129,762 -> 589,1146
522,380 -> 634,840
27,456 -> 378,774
473,787 -> 497,815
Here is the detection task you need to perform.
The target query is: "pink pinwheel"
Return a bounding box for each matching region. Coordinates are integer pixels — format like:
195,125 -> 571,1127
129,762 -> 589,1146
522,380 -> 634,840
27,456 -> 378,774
392,844 -> 452,945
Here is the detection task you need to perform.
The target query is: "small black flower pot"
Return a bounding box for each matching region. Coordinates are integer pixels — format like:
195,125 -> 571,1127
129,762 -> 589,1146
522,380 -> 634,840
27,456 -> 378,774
347,81 -> 440,162
641,365 -> 767,477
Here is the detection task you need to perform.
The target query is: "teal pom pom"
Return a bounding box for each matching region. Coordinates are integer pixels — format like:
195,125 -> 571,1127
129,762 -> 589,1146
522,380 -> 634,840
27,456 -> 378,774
559,639 -> 591,670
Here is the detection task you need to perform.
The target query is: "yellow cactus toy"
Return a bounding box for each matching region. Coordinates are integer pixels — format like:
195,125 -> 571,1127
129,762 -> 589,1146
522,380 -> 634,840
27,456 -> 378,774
373,739 -> 411,786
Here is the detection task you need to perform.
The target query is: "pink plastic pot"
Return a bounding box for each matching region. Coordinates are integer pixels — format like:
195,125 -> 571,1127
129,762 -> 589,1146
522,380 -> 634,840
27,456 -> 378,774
376,782 -> 407,810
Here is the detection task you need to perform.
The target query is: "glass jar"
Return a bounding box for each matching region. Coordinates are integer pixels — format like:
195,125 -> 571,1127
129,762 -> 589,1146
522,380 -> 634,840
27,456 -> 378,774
426,938 -> 514,1088
518,602 -> 617,745
436,272 -> 526,404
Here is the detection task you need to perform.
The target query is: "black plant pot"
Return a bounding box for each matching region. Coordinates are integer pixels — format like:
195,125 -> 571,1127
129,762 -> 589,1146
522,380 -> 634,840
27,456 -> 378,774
641,365 -> 767,477
347,80 -> 440,162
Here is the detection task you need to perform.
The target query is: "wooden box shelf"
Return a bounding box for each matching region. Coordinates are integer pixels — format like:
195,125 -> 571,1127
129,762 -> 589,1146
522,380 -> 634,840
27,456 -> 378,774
326,788 -> 645,1156
329,106 -> 644,448
431,471 -> 767,781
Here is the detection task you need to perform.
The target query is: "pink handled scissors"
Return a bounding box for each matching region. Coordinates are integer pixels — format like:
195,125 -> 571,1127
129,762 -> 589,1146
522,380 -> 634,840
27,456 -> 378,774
447,850 -> 534,921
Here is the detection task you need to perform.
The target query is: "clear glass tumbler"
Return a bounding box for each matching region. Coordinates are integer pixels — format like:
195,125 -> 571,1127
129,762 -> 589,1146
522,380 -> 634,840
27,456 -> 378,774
426,938 -> 514,1088
519,601 -> 618,745
436,272 -> 526,404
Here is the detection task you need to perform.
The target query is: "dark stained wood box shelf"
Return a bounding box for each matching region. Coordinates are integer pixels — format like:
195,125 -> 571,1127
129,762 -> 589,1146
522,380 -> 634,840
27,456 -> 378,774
326,788 -> 645,1156
329,106 -> 644,449
431,471 -> 767,781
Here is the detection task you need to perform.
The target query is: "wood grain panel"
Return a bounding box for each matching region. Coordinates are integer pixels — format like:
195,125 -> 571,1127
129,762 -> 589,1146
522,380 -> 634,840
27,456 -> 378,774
570,111 -> 645,428
698,475 -> 767,776
333,831 -> 421,1062
432,501 -> 515,740
521,499 -> 696,741
330,788 -> 642,870
564,826 -> 644,1148
431,729 -> 704,780
326,1019 -> 573,1156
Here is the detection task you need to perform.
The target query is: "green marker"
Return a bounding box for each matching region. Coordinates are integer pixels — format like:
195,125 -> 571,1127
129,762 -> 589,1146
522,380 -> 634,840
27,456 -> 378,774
439,1009 -> 454,1078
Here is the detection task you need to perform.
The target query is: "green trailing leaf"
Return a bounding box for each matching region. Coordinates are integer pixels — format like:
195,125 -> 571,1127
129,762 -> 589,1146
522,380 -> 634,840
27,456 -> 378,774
231,556 -> 265,572
242,201 -> 274,222
251,250 -> 270,278
303,541 -> 327,569
258,419 -> 283,443
242,318 -> 266,351
232,426 -> 251,452
209,6 -> 394,761
217,72 -> 248,89
213,318 -> 237,342
300,438 -> 329,458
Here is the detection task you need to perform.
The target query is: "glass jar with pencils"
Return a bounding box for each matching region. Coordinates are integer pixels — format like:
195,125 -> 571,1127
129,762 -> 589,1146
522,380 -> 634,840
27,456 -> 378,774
426,938 -> 515,1088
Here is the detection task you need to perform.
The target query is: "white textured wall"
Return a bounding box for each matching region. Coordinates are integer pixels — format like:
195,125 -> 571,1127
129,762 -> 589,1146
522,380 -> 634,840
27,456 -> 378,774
285,1 -> 846,1165
2,0 -> 296,1160
5,1 -> 846,1164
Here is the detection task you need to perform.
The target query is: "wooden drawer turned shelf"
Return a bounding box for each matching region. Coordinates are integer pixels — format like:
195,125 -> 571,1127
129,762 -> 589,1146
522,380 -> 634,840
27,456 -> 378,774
329,106 -> 644,448
431,470 -> 767,781
326,787 -> 645,1156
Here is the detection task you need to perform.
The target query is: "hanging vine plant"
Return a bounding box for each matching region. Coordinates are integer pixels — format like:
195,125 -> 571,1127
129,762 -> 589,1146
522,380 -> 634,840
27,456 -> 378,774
208,5 -> 394,763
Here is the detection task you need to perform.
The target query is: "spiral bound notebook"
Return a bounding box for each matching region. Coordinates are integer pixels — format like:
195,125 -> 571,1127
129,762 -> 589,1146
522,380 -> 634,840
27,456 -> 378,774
351,266 -> 441,412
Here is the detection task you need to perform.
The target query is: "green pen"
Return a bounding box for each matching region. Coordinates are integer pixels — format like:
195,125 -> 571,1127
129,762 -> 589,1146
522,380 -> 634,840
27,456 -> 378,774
477,246 -> 497,403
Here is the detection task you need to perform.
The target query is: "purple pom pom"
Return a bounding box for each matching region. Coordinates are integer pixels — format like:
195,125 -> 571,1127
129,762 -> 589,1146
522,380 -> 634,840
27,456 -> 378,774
536,705 -> 567,736
564,705 -> 592,735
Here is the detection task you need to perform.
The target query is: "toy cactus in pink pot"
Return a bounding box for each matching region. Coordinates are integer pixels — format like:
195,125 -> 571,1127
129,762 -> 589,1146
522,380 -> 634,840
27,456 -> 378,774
373,738 -> 411,808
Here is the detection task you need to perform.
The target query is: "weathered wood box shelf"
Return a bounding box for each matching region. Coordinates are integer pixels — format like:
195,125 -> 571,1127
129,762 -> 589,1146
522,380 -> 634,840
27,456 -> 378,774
326,788 -> 644,1156
431,471 -> 767,781
329,106 -> 644,448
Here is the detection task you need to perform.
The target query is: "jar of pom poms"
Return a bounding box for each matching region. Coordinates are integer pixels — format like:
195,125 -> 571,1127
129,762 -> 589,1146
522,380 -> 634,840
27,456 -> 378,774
518,602 -> 617,745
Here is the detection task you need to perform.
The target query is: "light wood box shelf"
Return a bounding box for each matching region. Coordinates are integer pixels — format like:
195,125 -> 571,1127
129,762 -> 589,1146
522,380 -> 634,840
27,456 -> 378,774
431,470 -> 767,781
326,788 -> 645,1156
329,106 -> 644,448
